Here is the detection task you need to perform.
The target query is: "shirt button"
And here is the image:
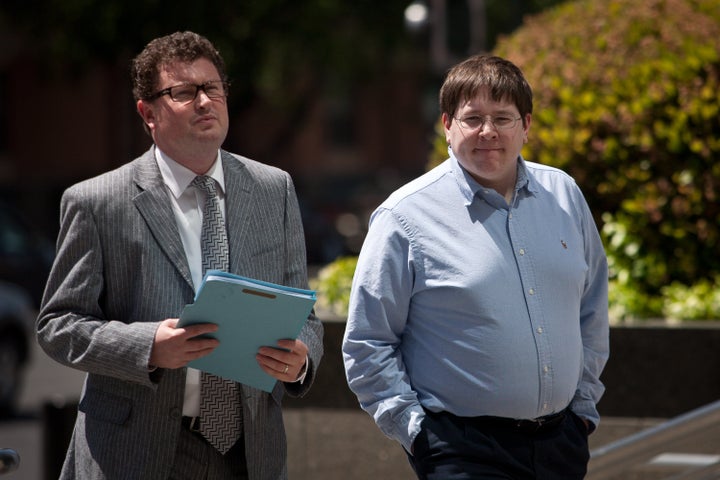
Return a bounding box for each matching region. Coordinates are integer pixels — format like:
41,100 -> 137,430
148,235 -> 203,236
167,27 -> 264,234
537,327 -> 543,334
519,248 -> 525,255
543,365 -> 549,373
528,288 -> 535,295
543,403 -> 549,411
508,213 -> 513,219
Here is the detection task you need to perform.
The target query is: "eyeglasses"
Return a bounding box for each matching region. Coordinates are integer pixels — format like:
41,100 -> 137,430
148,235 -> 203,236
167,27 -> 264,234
146,81 -> 229,104
454,114 -> 522,131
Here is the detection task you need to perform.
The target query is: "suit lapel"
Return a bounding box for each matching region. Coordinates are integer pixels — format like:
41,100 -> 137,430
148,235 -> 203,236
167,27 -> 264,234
132,148 -> 194,290
222,151 -> 254,274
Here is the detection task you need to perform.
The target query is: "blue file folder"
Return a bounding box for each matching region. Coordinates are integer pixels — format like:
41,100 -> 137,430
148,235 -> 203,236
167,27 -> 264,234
178,270 -> 316,392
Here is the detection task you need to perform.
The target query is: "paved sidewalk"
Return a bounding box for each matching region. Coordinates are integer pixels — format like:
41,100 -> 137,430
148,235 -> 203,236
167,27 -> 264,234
284,407 -> 663,479
0,407 -> 689,480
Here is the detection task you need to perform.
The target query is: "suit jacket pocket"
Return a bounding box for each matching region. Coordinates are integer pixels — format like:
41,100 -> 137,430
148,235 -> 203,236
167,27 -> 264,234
79,388 -> 132,425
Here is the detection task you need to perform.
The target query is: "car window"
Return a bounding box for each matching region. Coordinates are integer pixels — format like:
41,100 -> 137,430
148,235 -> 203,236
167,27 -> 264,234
0,209 -> 32,256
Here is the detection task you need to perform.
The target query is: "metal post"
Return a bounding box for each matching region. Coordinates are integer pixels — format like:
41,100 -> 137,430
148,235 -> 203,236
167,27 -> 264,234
42,400 -> 77,480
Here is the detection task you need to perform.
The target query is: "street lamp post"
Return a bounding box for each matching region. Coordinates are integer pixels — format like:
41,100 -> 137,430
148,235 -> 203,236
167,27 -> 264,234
404,0 -> 487,74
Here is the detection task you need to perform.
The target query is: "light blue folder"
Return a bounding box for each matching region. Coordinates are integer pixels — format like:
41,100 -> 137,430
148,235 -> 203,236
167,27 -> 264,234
178,270 -> 316,392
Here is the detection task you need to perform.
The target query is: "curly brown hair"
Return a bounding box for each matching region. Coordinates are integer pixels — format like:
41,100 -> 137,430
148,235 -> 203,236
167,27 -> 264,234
130,31 -> 227,102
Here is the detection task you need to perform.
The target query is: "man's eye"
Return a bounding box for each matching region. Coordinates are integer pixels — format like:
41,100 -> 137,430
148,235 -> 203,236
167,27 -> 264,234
172,86 -> 196,100
493,116 -> 513,126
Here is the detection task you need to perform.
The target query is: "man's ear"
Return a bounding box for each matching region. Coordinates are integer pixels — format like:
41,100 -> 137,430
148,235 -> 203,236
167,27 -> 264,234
137,100 -> 155,129
441,112 -> 452,145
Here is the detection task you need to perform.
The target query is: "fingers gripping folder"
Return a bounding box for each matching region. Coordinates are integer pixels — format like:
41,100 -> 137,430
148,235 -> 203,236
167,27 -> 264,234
178,270 -> 316,392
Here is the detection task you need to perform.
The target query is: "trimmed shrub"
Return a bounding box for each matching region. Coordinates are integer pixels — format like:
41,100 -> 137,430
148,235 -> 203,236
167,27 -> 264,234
493,0 -> 720,321
317,0 -> 720,322
310,256 -> 358,317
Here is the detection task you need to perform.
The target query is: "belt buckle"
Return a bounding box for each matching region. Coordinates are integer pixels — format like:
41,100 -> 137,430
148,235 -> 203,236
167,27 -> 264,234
515,418 -> 543,433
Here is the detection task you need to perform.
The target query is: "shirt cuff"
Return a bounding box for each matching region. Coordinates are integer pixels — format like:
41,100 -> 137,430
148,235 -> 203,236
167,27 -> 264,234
292,355 -> 309,383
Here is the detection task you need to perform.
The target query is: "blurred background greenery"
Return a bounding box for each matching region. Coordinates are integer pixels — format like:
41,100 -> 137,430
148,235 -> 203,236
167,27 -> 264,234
313,0 -> 720,324
1,0 -> 718,323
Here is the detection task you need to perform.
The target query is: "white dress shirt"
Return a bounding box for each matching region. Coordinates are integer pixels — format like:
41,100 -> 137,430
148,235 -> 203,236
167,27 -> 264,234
155,147 -> 226,417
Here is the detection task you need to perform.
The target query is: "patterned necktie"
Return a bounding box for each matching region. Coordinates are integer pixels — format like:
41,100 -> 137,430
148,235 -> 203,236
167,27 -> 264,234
192,175 -> 243,454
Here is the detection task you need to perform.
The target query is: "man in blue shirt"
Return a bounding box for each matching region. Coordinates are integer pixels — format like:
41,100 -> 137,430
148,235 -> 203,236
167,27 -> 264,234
342,55 -> 609,479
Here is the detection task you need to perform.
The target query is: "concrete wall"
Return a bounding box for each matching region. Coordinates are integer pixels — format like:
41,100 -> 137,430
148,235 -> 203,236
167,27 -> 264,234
285,321 -> 720,418
282,321 -> 720,478
598,323 -> 720,417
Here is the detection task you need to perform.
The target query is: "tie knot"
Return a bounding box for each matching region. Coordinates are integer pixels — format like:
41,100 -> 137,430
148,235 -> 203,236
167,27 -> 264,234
192,175 -> 217,196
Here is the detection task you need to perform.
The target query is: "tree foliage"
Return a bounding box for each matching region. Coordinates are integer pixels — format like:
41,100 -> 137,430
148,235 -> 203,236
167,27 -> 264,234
310,256 -> 358,317
491,0 -> 720,320
429,0 -> 720,321
0,0 -> 576,111
1,0 -> 418,112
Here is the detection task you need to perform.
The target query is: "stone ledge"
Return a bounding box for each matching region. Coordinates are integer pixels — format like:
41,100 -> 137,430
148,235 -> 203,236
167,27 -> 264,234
286,321 -> 720,418
599,323 -> 720,417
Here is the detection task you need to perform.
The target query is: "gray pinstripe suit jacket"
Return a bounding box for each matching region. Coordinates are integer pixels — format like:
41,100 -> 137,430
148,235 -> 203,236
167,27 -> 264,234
37,147 -> 324,480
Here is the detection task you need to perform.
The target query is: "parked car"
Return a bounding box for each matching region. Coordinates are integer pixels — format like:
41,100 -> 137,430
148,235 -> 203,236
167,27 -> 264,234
0,448 -> 20,474
0,202 -> 55,308
0,201 -> 54,414
0,281 -> 35,414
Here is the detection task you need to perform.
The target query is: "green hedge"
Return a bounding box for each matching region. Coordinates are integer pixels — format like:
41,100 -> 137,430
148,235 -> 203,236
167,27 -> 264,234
491,0 -> 720,321
315,0 -> 720,322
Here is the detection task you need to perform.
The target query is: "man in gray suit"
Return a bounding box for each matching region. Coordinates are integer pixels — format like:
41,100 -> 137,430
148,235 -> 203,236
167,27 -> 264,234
37,31 -> 323,480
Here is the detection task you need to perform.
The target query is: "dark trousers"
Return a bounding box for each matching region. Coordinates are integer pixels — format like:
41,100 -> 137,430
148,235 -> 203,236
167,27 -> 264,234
168,423 -> 249,480
407,409 -> 590,479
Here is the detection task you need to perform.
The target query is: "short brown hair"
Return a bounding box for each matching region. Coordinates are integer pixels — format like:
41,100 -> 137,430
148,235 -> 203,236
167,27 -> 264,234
439,55 -> 533,121
130,31 -> 227,102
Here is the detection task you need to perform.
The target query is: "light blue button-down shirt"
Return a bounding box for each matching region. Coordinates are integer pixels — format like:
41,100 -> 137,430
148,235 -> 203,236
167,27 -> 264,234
342,153 -> 609,451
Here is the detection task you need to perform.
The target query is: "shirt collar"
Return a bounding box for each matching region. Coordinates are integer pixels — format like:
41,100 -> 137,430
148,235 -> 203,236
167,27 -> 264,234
449,148 -> 535,207
154,147 -> 226,199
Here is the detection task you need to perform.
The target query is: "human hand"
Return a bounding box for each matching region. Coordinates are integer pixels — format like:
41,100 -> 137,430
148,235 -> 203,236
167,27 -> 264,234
149,318 -> 220,369
256,339 -> 309,381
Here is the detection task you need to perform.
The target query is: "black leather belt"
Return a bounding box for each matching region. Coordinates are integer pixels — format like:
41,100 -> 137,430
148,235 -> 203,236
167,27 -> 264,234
469,409 -> 567,434
181,416 -> 201,433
